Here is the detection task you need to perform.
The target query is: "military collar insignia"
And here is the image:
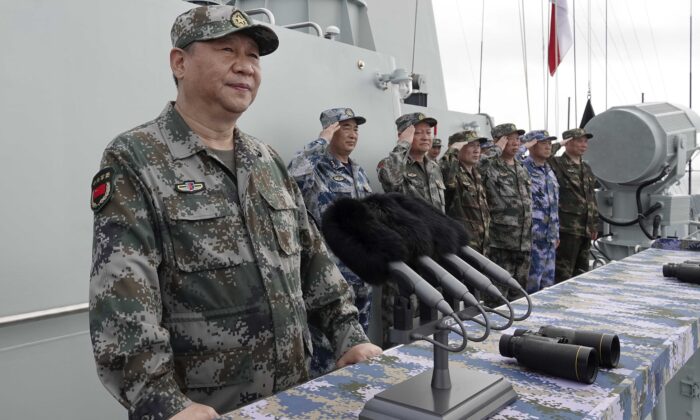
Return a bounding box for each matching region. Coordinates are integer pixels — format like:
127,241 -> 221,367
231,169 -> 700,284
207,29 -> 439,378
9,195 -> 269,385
91,167 -> 114,213
332,175 -> 345,181
231,11 -> 249,28
406,172 -> 418,178
175,181 -> 206,193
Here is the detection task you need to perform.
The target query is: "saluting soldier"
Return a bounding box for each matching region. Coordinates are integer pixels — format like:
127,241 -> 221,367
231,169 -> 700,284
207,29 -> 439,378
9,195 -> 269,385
549,128 -> 599,282
428,137 -> 443,160
440,130 -> 491,255
375,112 -> 444,346
479,123 -> 533,300
377,112 -> 446,211
88,6 -> 380,419
521,130 -> 560,293
287,107 -> 374,376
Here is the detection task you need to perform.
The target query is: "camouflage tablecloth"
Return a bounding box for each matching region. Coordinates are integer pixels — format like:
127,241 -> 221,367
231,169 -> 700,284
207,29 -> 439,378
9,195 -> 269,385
224,247 -> 700,419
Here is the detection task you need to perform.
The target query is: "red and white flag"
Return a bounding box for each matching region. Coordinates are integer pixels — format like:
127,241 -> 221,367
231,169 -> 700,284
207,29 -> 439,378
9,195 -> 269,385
548,0 -> 573,76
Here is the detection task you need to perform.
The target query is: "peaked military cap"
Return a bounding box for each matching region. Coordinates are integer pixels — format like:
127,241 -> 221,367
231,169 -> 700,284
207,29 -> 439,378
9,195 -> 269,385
395,112 -> 438,133
171,5 -> 279,55
448,130 -> 487,146
562,127 -> 594,140
320,108 -> 367,129
491,123 -> 525,139
523,129 -> 557,142
432,138 -> 442,148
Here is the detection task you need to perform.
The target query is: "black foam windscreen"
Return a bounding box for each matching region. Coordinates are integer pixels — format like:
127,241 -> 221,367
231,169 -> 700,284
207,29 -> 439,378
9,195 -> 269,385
321,197 -> 409,285
362,194 -> 434,262
387,193 -> 470,254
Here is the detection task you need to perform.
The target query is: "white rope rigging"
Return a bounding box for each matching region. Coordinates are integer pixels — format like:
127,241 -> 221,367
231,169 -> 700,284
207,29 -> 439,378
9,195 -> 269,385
518,0 -> 532,130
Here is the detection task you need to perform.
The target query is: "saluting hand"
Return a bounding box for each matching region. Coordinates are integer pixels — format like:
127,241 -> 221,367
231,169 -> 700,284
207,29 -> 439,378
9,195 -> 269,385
398,125 -> 416,143
320,122 -> 341,142
494,135 -> 508,151
450,141 -> 468,150
522,139 -> 538,149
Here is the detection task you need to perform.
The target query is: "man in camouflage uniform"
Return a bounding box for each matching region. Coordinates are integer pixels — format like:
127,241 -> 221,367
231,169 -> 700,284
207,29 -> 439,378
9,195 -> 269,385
375,112 -> 444,347
428,137 -> 442,160
377,112 -> 445,211
287,108 -> 373,376
88,6 -> 380,420
440,130 -> 491,255
521,130 -> 560,293
549,127 -> 599,282
479,123 -> 532,301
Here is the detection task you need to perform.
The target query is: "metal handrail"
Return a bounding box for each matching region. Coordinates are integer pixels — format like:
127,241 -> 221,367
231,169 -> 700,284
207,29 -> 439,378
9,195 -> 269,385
283,22 -> 323,37
0,303 -> 88,327
244,8 -> 275,25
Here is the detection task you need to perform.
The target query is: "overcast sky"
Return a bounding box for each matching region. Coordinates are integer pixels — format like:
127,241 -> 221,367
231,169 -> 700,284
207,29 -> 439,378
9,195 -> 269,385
433,0 -> 699,135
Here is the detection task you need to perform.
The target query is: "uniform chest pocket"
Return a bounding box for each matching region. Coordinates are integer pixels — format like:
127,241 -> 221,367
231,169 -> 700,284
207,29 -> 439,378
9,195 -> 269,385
164,192 -> 251,272
259,188 -> 301,256
329,182 -> 355,198
460,184 -> 482,209
405,171 -> 425,186
496,175 -> 518,197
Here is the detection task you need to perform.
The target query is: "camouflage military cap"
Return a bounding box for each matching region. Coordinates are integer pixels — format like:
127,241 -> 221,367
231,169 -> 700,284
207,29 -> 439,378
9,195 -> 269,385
395,112 -> 438,133
448,130 -> 487,146
320,108 -> 366,129
491,123 -> 525,139
523,129 -> 557,142
432,138 -> 442,148
562,127 -> 594,140
171,5 -> 279,55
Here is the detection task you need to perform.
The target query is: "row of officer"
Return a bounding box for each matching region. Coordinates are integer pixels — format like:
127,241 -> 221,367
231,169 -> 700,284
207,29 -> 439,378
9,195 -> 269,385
440,125 -> 599,296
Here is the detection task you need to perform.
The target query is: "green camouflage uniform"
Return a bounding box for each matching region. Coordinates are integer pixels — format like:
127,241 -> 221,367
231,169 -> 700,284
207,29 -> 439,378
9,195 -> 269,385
549,129 -> 599,282
89,103 -> 368,418
440,131 -> 490,255
375,112 -> 444,347
479,124 -> 532,301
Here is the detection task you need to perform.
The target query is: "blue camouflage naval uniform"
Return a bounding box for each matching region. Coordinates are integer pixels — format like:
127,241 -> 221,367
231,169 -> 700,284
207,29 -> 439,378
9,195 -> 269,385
287,139 -> 373,320
287,129 -> 373,377
89,103 -> 368,418
523,156 -> 560,292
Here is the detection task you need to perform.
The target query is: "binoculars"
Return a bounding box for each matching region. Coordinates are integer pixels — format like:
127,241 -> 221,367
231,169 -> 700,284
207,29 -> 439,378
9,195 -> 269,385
662,260 -> 700,284
499,326 -> 620,384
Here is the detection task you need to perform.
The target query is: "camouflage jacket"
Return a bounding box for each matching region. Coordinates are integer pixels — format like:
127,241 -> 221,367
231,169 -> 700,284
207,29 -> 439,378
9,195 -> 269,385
287,137 -> 372,227
440,149 -> 490,253
548,145 -> 599,237
523,157 -> 560,242
478,155 -> 532,252
376,140 -> 445,211
89,103 -> 367,419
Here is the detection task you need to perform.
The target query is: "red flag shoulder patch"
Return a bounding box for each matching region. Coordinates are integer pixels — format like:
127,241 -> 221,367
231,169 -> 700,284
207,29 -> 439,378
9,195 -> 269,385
91,167 -> 114,212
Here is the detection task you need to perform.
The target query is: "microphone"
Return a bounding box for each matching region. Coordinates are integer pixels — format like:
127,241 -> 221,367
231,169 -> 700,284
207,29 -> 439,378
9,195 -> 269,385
321,197 -> 454,317
386,194 -> 506,299
361,194 -> 481,310
461,246 -> 523,292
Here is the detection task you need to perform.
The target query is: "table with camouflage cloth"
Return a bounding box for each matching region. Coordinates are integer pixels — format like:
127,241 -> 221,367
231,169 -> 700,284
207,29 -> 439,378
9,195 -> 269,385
223,245 -> 700,419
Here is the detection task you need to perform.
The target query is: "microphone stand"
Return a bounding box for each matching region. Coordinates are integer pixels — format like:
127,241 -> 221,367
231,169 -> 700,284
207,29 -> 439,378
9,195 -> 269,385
360,264 -> 517,420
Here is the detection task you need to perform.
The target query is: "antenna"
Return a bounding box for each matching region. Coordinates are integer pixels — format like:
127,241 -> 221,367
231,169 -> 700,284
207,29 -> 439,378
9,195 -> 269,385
411,0 -> 419,74
573,0 -> 578,125
478,0 -> 485,114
